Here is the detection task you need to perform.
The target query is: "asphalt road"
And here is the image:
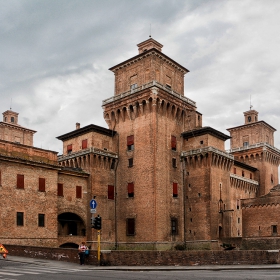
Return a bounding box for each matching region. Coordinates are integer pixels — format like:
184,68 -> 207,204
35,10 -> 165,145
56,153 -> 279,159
1,258 -> 280,280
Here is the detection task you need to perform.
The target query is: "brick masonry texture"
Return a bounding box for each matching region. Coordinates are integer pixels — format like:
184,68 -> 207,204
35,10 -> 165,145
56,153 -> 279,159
1,38 -> 280,251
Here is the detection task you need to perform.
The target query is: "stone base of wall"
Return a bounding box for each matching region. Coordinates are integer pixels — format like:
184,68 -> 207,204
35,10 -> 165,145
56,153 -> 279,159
4,245 -> 280,266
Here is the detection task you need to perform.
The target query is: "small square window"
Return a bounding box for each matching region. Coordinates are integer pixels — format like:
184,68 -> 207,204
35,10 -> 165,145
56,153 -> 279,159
128,158 -> 133,167
127,218 -> 135,235
17,212 -> 24,226
127,135 -> 134,151
173,182 -> 178,198
172,158 -> 177,168
171,136 -> 176,151
130,83 -> 138,90
128,182 -> 134,198
17,174 -> 24,189
76,186 -> 82,199
108,185 -> 114,200
272,225 -> 277,235
171,218 -> 178,235
57,183 -> 63,196
67,144 -> 72,154
38,214 -> 45,227
200,140 -> 203,145
39,178 -> 45,192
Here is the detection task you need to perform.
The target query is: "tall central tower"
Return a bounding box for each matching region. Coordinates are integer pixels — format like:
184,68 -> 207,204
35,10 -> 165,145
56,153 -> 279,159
102,38 -> 201,248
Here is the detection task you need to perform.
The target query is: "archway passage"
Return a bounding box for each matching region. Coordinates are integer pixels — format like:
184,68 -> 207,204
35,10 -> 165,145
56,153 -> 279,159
58,212 -> 86,237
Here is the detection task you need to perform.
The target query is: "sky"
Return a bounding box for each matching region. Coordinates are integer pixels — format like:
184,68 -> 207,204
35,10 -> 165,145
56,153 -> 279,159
1,0 -> 280,154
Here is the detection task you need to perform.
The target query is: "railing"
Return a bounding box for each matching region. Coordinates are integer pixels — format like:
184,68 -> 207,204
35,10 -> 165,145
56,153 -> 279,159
181,146 -> 234,160
230,173 -> 259,185
227,142 -> 280,154
58,147 -> 118,161
102,80 -> 196,107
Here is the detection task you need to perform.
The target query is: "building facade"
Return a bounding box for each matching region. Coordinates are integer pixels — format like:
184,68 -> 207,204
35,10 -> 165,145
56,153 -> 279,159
1,38 -> 280,250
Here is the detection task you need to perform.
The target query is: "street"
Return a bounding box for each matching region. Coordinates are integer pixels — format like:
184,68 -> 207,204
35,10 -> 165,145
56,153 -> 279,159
1,259 -> 280,280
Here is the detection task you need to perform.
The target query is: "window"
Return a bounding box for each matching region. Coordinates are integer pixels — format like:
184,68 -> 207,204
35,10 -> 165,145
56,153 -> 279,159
39,178 -> 45,192
171,218 -> 178,235
17,174 -> 24,189
271,174 -> 274,183
57,183 -> 63,196
128,182 -> 134,198
243,142 -> 249,147
237,200 -> 240,210
127,135 -> 134,151
272,225 -> 277,235
233,168 -> 236,174
11,117 -> 14,123
38,214 -> 45,227
172,158 -> 177,168
76,186 -> 82,198
128,158 -> 133,167
110,159 -> 115,170
200,140 -> 203,145
17,212 -> 24,226
173,182 -> 178,198
242,170 -> 244,177
250,173 -> 252,179
108,185 -> 114,200
67,144 -> 72,154
238,217 -> 240,224
130,83 -> 137,90
171,136 -> 176,151
126,218 -> 135,235
82,139 -> 88,149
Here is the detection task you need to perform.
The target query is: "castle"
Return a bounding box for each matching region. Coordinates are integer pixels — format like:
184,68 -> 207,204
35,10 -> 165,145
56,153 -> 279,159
1,38 -> 280,250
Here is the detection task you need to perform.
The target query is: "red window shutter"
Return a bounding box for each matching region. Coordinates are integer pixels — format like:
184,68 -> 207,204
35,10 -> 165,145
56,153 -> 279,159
234,168 -> 236,174
173,182 -> 178,196
250,173 -> 252,179
67,144 -> 72,151
171,136 -> 176,149
39,178 -> 45,192
108,185 -> 114,200
17,174 -> 24,189
76,186 -> 82,198
127,135 -> 134,146
57,183 -> 63,196
128,182 -> 134,194
82,139 -> 88,149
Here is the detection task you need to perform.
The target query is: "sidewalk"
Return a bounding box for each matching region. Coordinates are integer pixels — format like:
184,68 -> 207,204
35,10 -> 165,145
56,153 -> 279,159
5,255 -> 280,271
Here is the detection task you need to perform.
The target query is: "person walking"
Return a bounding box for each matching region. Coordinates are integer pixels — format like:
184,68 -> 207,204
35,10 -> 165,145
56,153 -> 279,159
78,241 -> 87,265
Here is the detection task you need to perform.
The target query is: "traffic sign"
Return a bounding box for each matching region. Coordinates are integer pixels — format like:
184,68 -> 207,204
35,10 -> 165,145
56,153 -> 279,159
90,199 -> 97,209
90,209 -> 96,213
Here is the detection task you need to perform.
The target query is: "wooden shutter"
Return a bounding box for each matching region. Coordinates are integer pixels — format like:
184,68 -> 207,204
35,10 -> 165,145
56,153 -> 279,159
128,182 -> 134,194
108,185 -> 114,200
127,218 -> 135,235
173,182 -> 178,197
127,135 -> 134,146
171,136 -> 176,149
67,144 -> 72,151
76,186 -> 82,198
39,178 -> 45,192
17,174 -> 24,189
82,139 -> 88,149
57,183 -> 63,196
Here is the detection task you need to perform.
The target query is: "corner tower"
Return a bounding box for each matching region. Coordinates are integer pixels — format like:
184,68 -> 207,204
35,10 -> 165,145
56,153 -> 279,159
102,38 -> 199,248
227,109 -> 280,195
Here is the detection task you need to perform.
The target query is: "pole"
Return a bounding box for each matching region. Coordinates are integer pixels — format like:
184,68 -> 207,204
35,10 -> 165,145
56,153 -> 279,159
97,230 -> 101,264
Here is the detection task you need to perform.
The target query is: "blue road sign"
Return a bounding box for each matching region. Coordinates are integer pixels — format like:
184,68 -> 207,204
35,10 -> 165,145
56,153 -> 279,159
90,199 -> 97,209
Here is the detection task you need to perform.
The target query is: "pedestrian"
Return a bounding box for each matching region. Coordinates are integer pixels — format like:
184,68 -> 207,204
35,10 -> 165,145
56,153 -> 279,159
78,241 -> 87,265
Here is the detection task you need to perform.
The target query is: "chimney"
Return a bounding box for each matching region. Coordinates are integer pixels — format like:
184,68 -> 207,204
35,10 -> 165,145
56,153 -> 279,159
76,123 -> 80,130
